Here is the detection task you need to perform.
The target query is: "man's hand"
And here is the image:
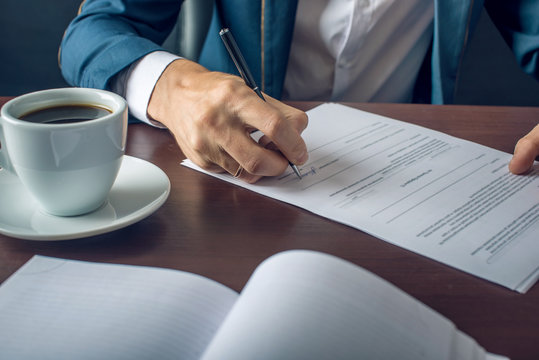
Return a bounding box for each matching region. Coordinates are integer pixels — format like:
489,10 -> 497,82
148,59 -> 308,183
509,124 -> 539,174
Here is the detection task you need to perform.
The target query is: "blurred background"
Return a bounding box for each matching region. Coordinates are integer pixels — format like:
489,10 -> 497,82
1,0 -> 538,106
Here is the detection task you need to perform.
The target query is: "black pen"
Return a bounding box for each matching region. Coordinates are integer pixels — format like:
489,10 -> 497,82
219,27 -> 302,180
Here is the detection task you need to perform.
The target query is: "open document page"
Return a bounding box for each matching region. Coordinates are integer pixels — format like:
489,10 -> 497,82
0,256 -> 238,360
201,250 -> 504,360
182,103 -> 539,293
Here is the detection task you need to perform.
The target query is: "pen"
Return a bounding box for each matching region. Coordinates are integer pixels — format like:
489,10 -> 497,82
219,27 -> 302,180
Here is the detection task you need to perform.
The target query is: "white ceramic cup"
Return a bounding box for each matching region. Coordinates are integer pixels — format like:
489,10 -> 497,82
0,88 -> 127,216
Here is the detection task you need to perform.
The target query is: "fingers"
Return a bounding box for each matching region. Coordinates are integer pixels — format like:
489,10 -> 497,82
217,94 -> 309,180
177,123 -> 265,183
509,124 -> 539,174
214,140 -> 265,184
237,94 -> 309,166
223,128 -> 291,176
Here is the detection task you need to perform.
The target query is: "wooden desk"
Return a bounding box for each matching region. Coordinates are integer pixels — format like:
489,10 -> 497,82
1,97 -> 538,359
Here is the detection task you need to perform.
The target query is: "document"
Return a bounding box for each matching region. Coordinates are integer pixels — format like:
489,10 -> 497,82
182,103 -> 539,293
0,252 -> 507,359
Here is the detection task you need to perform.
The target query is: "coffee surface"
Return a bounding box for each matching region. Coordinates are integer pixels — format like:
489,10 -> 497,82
20,105 -> 112,124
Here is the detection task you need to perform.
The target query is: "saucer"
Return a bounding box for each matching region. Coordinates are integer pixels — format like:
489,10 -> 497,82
0,156 -> 170,241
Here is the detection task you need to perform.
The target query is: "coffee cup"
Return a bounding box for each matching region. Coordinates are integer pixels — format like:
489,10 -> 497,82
0,88 -> 127,216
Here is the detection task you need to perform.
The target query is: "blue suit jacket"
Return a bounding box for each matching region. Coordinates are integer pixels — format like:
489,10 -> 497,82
60,0 -> 539,105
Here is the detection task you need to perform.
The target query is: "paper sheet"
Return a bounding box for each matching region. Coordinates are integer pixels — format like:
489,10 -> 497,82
0,256 -> 238,360
182,103 -> 539,293
202,250 -> 491,360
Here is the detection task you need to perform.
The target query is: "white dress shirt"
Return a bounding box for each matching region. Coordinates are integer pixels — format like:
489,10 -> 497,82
283,0 -> 434,102
111,0 -> 434,124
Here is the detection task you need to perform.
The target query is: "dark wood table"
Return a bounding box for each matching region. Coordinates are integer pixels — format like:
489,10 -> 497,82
1,97 -> 538,359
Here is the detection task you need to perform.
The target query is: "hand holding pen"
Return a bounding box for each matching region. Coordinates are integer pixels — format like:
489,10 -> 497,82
220,28 -> 304,179
147,30 -> 307,184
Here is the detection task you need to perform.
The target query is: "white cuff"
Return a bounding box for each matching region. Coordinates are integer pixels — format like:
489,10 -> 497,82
124,51 -> 181,126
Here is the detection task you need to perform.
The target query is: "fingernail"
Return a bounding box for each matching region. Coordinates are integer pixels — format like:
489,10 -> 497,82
297,150 -> 308,164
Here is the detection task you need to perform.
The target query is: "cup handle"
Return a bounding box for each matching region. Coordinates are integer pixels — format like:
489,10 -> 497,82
0,121 -> 14,174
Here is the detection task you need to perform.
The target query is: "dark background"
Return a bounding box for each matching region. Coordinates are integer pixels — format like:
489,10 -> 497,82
1,0 -> 538,106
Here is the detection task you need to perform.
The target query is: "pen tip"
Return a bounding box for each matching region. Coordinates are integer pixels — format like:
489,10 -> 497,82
292,164 -> 302,180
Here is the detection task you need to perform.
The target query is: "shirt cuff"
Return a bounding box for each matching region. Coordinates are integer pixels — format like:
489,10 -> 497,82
124,51 -> 181,127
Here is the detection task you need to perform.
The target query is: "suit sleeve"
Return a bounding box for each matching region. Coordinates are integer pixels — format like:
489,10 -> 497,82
485,0 -> 539,80
59,0 -> 183,89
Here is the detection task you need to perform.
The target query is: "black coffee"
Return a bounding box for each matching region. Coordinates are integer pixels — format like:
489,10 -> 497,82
20,104 -> 112,124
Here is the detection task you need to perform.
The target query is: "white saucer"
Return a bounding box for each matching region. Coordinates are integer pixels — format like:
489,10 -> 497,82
0,155 -> 170,241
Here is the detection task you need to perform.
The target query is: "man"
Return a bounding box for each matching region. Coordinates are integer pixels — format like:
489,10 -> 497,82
60,0 -> 539,183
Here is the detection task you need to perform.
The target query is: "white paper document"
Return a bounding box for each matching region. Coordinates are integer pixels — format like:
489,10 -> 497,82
182,103 -> 539,293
